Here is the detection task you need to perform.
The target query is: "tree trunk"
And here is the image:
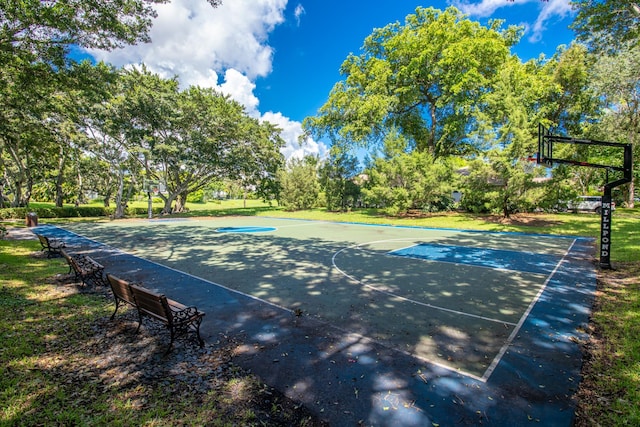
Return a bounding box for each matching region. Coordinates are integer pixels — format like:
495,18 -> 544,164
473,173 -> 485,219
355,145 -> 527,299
103,190 -> 111,207
55,145 -> 66,207
161,193 -> 173,214
174,191 -> 188,213
113,170 -> 126,219
76,167 -> 86,204
502,188 -> 510,218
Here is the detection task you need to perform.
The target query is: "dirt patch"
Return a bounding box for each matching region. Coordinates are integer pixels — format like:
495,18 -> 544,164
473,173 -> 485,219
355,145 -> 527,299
478,213 -> 562,228
395,211 -> 563,228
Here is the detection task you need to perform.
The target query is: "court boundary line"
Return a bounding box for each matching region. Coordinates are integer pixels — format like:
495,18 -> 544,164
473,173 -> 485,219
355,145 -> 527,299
260,215 -> 581,240
332,236 -> 579,382
332,242 -> 519,327
48,224 -> 490,381
48,222 -> 587,384
480,238 -> 579,381
333,237 -> 557,325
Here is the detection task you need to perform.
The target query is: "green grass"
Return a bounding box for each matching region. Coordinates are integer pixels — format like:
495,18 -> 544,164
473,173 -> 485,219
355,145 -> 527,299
574,262 -> 640,426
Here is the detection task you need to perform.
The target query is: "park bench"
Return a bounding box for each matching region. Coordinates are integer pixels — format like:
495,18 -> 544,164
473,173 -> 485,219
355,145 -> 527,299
37,234 -> 66,258
106,274 -> 205,353
61,249 -> 108,288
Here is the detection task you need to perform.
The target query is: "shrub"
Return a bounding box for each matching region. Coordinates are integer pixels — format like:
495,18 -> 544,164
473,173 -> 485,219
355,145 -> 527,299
0,206 -> 113,220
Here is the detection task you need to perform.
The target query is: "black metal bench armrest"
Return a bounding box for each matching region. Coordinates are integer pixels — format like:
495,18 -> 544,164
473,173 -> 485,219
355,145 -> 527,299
171,305 -> 204,324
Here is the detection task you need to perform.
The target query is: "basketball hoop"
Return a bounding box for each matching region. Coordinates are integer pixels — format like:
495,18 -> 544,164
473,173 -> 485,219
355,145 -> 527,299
537,124 -> 632,269
144,179 -> 164,219
522,155 -> 537,174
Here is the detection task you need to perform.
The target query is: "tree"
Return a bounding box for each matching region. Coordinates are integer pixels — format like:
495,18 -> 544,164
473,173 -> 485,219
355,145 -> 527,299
459,152 -> 537,217
303,6 -> 521,158
361,131 -> 457,215
0,0 -> 222,207
0,56 -> 62,206
318,149 -> 361,211
588,42 -> 640,207
278,156 -> 320,211
117,67 -> 283,214
571,0 -> 640,53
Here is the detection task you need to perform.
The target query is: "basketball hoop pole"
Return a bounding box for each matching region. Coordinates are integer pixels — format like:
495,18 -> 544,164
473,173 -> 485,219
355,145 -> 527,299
147,191 -> 153,219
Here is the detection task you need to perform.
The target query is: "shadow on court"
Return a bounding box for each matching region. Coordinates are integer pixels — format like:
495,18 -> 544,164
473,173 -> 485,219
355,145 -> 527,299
35,219 -> 596,426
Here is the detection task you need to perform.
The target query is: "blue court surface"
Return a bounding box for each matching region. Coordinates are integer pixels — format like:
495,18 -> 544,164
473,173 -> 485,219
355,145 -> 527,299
390,243 -> 563,274
35,217 -> 596,426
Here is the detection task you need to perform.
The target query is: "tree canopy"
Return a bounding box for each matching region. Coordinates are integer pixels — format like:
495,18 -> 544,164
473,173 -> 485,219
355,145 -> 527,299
571,0 -> 640,53
1,1 -> 638,215
303,7 -> 522,158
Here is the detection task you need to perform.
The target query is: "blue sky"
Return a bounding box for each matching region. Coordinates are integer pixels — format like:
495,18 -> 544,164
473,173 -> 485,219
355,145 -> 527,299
86,0 -> 577,160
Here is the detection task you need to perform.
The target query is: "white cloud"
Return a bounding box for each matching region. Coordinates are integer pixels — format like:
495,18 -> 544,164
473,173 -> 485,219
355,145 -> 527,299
261,111 -> 329,161
85,0 -> 320,161
294,4 -> 306,26
90,0 -> 286,81
218,69 -> 261,117
528,0 -> 574,43
450,0 -> 574,44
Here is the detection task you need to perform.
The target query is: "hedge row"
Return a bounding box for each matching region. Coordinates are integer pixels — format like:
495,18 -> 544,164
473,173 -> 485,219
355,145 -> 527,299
0,206 -> 164,220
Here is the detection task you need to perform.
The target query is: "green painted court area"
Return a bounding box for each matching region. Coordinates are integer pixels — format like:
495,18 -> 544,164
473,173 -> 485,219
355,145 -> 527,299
63,216 -> 580,380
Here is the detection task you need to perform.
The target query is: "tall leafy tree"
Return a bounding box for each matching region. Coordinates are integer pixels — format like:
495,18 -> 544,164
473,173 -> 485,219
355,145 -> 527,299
571,0 -> 640,53
303,6 -> 521,158
588,42 -> 640,206
0,0 -> 222,206
117,67 -> 283,214
473,44 -> 602,216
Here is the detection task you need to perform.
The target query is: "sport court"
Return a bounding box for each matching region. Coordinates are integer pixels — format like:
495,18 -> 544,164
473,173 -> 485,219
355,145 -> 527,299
49,217 -> 595,425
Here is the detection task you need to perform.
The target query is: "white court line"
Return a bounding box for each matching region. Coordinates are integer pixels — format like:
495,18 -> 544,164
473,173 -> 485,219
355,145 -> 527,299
332,242 -> 518,327
57,225 -> 497,380
64,224 -> 487,382
480,238 -> 578,381
332,237 -> 578,382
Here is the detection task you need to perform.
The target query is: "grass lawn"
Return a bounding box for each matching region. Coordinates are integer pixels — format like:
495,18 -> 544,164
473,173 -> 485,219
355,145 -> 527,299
1,203 -> 639,425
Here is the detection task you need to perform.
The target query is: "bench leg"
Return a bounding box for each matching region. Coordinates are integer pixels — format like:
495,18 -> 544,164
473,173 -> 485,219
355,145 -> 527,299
166,331 -> 176,355
80,270 -> 107,288
135,310 -> 144,334
110,299 -> 123,320
164,317 -> 205,354
192,318 -> 205,347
